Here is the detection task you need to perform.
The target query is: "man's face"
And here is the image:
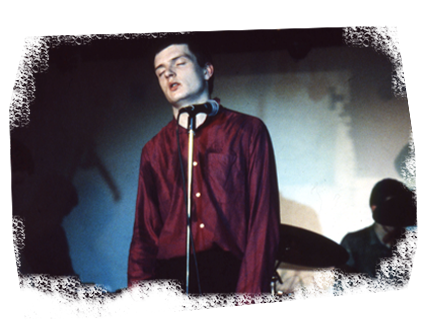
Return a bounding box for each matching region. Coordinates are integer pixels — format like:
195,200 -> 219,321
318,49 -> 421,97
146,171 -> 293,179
154,44 -> 213,108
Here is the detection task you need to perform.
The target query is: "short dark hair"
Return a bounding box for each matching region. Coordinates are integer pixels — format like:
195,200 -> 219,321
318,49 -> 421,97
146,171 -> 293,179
369,178 -> 407,207
152,34 -> 215,95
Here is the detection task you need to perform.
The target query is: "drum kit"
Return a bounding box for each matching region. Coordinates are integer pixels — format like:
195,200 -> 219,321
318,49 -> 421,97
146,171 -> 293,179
272,224 -> 349,295
271,189 -> 418,303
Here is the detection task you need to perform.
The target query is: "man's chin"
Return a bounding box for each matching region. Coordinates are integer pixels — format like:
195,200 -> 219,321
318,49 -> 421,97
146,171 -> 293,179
166,94 -> 186,108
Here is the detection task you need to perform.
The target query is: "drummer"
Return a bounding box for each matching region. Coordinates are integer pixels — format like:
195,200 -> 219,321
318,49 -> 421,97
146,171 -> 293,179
340,178 -> 416,278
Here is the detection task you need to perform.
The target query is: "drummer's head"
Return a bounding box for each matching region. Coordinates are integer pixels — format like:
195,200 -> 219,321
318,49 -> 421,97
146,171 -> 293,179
369,179 -> 410,211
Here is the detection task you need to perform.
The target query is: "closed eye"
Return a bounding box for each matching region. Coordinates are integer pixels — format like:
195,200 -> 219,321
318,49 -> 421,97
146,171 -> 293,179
156,69 -> 165,77
174,56 -> 190,66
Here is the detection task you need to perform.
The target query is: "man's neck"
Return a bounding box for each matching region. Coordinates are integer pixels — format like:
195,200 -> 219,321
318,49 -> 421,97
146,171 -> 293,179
173,100 -> 210,129
176,111 -> 208,129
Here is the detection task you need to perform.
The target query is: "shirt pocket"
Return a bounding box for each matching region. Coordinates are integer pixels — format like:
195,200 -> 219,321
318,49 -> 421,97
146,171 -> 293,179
205,153 -> 243,204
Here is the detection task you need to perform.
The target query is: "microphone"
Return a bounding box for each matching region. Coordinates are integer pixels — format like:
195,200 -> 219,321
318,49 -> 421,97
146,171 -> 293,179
178,100 -> 219,117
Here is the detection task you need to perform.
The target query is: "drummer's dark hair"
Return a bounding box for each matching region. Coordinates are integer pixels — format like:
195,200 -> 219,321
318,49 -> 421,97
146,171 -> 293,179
369,178 -> 408,207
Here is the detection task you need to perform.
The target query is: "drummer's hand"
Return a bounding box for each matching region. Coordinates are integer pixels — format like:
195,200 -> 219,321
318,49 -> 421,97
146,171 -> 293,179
339,290 -> 357,296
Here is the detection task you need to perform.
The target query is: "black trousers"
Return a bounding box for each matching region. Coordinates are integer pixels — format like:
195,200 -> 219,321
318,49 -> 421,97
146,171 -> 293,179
155,247 -> 241,294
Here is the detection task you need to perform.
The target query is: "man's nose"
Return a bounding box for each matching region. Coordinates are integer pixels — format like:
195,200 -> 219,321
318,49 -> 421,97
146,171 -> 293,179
165,66 -> 175,78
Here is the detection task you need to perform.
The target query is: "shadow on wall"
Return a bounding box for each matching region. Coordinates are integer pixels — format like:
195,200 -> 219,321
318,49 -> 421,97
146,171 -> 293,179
11,139 -> 79,276
74,139 -> 122,202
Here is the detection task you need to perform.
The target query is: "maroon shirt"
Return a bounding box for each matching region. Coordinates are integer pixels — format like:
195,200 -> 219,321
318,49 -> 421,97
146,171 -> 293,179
128,106 -> 280,293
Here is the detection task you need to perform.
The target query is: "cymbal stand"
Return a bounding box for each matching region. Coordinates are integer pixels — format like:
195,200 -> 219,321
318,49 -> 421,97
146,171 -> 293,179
271,259 -> 283,296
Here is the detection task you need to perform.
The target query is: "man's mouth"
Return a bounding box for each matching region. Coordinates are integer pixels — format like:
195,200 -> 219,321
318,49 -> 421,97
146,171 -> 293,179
170,82 -> 180,91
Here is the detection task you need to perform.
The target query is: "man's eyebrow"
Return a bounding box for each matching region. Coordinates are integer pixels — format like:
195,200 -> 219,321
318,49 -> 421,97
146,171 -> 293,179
154,64 -> 164,72
154,54 -> 193,72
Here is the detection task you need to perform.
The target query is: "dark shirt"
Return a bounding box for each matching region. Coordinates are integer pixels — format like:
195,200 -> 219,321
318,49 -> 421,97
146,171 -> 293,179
333,225 -> 418,296
128,106 -> 280,293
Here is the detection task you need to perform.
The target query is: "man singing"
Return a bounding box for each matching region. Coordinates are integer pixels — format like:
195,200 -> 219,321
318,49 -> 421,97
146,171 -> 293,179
127,36 -> 280,294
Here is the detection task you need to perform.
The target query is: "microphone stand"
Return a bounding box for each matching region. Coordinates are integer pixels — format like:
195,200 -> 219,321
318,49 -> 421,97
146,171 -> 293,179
179,102 -> 218,294
185,113 -> 195,295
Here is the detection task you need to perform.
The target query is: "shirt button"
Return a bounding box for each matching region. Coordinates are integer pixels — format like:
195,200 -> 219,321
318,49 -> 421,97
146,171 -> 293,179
196,192 -> 201,198
199,223 -> 205,229
193,161 -> 198,166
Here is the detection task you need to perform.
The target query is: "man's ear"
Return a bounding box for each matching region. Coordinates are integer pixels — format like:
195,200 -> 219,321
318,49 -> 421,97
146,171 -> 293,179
203,63 -> 214,80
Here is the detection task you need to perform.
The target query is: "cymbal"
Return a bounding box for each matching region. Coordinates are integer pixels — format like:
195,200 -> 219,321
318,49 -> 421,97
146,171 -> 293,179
277,225 -> 349,268
373,195 -> 417,227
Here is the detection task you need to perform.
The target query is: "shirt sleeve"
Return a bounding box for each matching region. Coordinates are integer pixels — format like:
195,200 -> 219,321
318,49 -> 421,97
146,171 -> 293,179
236,121 -> 280,293
127,149 -> 162,287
